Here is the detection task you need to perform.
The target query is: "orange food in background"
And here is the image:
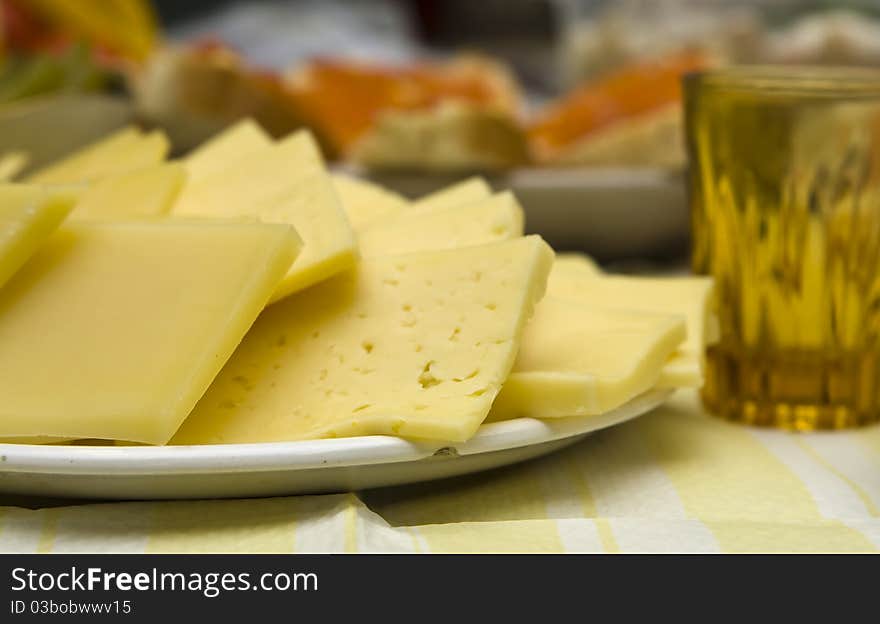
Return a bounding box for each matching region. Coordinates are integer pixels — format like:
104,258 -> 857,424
1,0 -> 712,170
285,56 -> 521,155
528,50 -> 711,159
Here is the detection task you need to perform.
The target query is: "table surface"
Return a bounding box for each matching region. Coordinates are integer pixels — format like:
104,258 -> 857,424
1,389 -> 879,553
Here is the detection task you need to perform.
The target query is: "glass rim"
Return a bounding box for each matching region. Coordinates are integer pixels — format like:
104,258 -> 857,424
684,65 -> 880,99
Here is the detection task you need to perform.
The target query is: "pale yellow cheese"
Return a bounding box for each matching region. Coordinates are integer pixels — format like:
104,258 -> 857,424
172,235 -> 554,445
0,152 -> 29,182
173,129 -> 320,214
0,436 -> 72,444
548,271 -> 716,350
411,176 -> 492,212
488,298 -> 686,421
358,191 -> 524,258
548,270 -> 716,388
71,164 -> 186,218
553,252 -> 601,276
183,118 -> 272,185
26,127 -> 170,185
0,184 -> 75,289
173,131 -> 357,302
657,356 -> 703,388
549,257 -> 706,387
0,220 -> 302,445
332,174 -> 409,230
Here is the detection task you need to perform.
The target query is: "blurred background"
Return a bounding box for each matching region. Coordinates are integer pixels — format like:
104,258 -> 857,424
3,0 -> 880,263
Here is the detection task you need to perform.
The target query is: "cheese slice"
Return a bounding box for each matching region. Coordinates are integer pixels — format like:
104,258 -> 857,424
0,220 -> 302,444
26,127 -> 170,185
549,255 -> 708,387
171,235 -> 554,445
332,174 -> 408,230
657,356 -> 703,388
488,297 -> 686,421
174,129 -> 320,214
553,252 -> 601,276
0,184 -> 75,289
183,118 -> 272,185
71,164 -> 186,218
548,270 -> 716,388
358,191 -> 524,258
173,131 -> 357,302
411,176 -> 492,211
0,436 -> 71,444
0,152 -> 28,182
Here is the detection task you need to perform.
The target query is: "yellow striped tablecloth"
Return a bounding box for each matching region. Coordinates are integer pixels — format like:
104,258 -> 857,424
2,389 -> 879,553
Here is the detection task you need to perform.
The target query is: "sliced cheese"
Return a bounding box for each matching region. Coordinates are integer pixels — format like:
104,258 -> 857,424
332,174 -> 408,230
0,436 -> 72,444
171,235 -> 554,445
0,220 -> 302,444
27,127 -> 170,185
0,151 -> 29,181
549,255 -> 711,387
411,176 -> 492,212
71,164 -> 186,218
173,130 -> 357,302
553,252 -> 601,276
488,298 -> 686,421
0,184 -> 75,289
358,191 -> 524,258
548,270 -> 716,388
183,118 -> 273,185
657,356 -> 702,388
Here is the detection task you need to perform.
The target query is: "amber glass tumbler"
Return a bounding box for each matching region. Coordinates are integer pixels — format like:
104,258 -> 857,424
685,66 -> 880,429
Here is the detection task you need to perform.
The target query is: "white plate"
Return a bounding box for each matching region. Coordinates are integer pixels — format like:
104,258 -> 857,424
357,167 -> 688,261
0,389 -> 670,500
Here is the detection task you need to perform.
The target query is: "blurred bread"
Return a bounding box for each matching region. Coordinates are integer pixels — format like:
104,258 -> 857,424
131,44 -> 315,152
529,50 -> 709,169
766,10 -> 880,67
284,54 -> 524,166
352,101 -> 529,172
548,104 -> 684,168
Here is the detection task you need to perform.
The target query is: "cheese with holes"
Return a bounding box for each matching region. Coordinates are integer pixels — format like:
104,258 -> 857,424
411,176 -> 491,211
171,235 -> 554,445
27,127 -> 170,185
0,221 -> 301,444
173,131 -> 357,302
71,164 -> 186,218
1,184 -> 74,289
332,174 -> 408,230
183,118 -> 272,184
548,270 -> 716,388
0,152 -> 28,181
358,191 -> 523,258
488,298 -> 686,420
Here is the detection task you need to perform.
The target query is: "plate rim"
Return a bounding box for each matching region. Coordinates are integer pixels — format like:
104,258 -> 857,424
0,389 -> 671,476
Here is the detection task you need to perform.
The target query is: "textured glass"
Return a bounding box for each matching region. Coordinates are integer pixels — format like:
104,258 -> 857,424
686,67 -> 880,429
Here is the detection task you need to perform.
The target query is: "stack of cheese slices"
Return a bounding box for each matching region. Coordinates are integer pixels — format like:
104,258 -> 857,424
0,120 -> 715,447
